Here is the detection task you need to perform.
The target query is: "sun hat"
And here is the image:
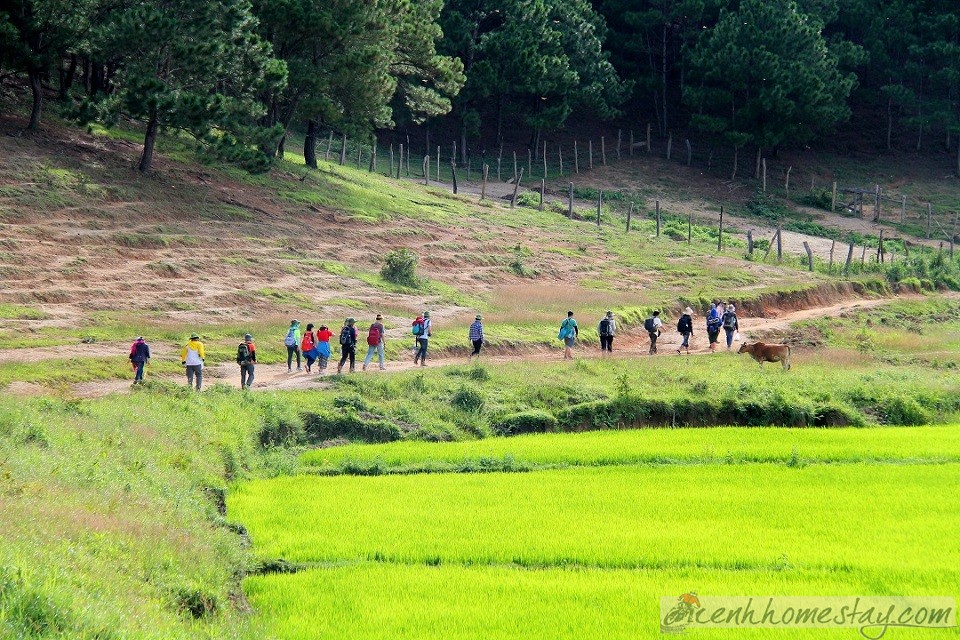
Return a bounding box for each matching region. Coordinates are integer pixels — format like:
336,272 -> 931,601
319,324 -> 327,330
475,314 -> 482,320
424,311 -> 431,318
729,304 -> 736,312
291,319 -> 299,324
244,333 -> 253,341
684,307 -> 693,315
376,314 -> 383,320
606,310 -> 613,317
190,333 -> 200,340
346,317 -> 355,324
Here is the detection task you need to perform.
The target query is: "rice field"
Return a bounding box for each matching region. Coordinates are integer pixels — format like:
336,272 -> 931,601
302,425 -> 960,472
231,428 -> 960,639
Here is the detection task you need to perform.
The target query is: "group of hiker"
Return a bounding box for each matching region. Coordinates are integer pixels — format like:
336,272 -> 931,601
129,302 -> 741,390
582,301 -> 740,355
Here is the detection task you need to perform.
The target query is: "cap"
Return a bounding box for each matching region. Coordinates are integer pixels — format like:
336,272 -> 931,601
424,311 -> 431,318
135,336 -> 143,341
291,319 -> 299,324
346,317 -> 355,324
319,324 -> 327,330
605,310 -> 613,317
190,333 -> 200,340
475,314 -> 482,320
244,333 -> 253,341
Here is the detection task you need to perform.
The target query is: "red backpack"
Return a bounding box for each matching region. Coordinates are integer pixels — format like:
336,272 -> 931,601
367,324 -> 382,346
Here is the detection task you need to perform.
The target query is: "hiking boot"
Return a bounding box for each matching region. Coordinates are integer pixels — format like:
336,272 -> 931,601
337,364 -> 343,374
362,364 -> 367,371
297,366 -> 302,372
379,366 -> 386,371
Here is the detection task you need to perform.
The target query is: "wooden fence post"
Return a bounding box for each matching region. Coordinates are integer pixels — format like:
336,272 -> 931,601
831,181 -> 837,212
803,242 -> 814,271
877,229 -> 884,263
900,195 -> 906,224
646,123 -> 652,154
656,200 -> 661,237
616,129 -> 622,160
873,184 -> 881,222
718,206 -> 724,252
389,144 -> 394,177
601,136 -> 607,165
559,146 -> 563,175
513,151 -> 518,181
497,156 -> 502,183
340,133 -> 347,166
325,130 -> 334,162
437,146 -> 441,182
776,223 -> 782,261
589,140 -> 593,170
574,141 -> 579,174
539,179 -> 545,211
666,132 -> 673,160
543,140 -> 547,178
626,202 -> 633,232
450,162 -> 458,194
927,203 -> 932,238
356,145 -> 362,170
844,243 -> 854,275
423,156 -> 429,185
688,212 -> 692,244
785,166 -> 792,197
763,230 -> 778,262
686,139 -> 692,166
568,182 -> 574,218
629,130 -> 634,157
406,144 -> 411,177
396,144 -> 403,178
860,245 -> 867,265
510,168 -> 523,208
370,140 -> 377,173
596,190 -> 602,227
762,158 -> 767,193
747,230 -> 754,255
480,164 -> 488,201
829,239 -> 836,272
527,148 -> 532,177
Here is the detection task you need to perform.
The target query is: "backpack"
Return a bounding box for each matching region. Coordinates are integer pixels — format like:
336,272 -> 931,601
283,327 -> 296,347
707,314 -> 721,330
412,318 -> 425,336
599,318 -> 612,336
367,324 -> 381,346
644,317 -> 656,332
339,325 -> 354,347
677,316 -> 692,333
723,312 -> 737,329
237,342 -> 251,365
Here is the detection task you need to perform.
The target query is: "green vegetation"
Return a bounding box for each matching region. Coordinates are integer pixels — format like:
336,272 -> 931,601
380,248 -> 420,287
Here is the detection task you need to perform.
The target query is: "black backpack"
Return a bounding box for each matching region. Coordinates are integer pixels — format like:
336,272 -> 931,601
644,317 -> 656,332
339,325 -> 354,346
237,342 -> 250,364
677,316 -> 692,333
599,318 -> 612,336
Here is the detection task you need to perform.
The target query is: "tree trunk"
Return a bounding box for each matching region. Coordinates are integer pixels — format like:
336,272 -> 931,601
27,69 -> 43,130
138,110 -> 159,173
59,55 -> 78,100
661,23 -> 669,136
731,146 -> 739,180
886,93 -> 893,150
754,147 -> 762,180
304,120 -> 318,169
276,135 -> 285,158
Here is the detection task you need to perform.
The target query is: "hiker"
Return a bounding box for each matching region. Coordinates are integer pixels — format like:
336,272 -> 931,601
237,333 -> 257,389
598,311 -> 616,353
315,324 -> 333,373
644,311 -> 662,354
284,319 -> 302,372
411,312 -> 426,356
181,333 -> 205,391
129,336 -> 150,384
363,314 -> 386,371
722,304 -> 740,350
558,311 -> 578,359
337,318 -> 358,374
677,307 -> 694,354
413,311 -> 433,366
706,303 -> 722,352
468,314 -> 485,360
301,323 -> 318,373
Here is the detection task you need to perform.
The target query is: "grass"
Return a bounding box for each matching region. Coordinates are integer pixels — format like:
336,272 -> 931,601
0,303 -> 46,320
302,425 -> 960,473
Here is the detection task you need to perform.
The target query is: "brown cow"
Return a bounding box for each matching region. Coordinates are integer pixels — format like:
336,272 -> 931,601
738,341 -> 791,370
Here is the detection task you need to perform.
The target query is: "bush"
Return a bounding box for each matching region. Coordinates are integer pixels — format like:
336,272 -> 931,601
380,249 -> 420,287
515,192 -> 540,208
491,410 -> 558,436
878,397 -> 932,425
256,397 -> 305,447
451,386 -> 485,413
303,409 -> 403,443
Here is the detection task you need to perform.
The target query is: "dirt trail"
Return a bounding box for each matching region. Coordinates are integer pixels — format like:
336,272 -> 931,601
23,293 -> 915,399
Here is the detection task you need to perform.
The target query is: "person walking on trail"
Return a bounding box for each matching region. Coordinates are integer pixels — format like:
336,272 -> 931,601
468,314 -> 485,360
598,311 -> 616,353
644,311 -> 663,354
181,333 -> 205,391
558,311 -> 578,359
237,334 -> 257,389
677,307 -> 694,354
315,324 -> 333,373
363,314 -> 387,371
129,336 -> 150,384
301,323 -> 318,373
722,304 -> 740,350
413,311 -> 433,366
706,303 -> 722,352
284,319 -> 303,372
337,318 -> 358,374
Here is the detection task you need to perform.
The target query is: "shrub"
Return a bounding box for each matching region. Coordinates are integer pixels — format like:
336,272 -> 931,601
380,249 -> 420,287
491,410 -> 558,436
451,386 -> 485,413
515,192 -> 539,208
878,397 -> 932,425
256,398 -> 305,447
303,409 -> 403,443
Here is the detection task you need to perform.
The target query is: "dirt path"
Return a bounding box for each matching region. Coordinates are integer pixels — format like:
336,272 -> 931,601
22,293 -> 915,399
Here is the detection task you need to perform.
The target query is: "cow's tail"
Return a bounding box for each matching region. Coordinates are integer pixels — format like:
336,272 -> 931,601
785,345 -> 791,371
